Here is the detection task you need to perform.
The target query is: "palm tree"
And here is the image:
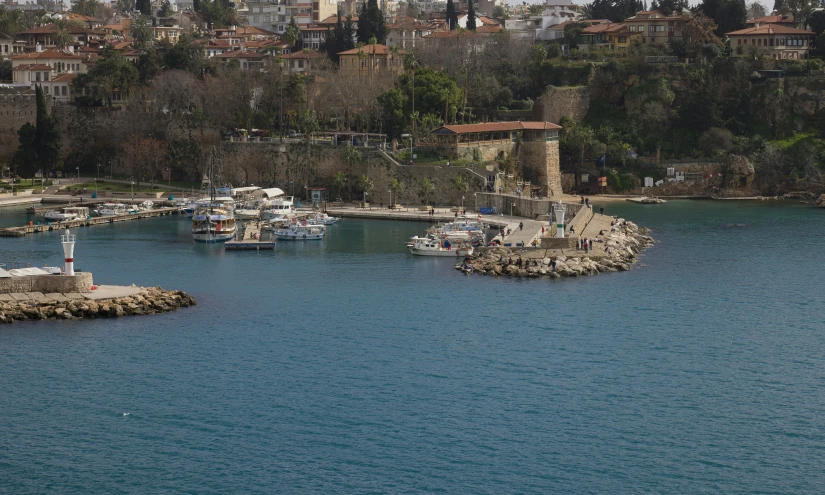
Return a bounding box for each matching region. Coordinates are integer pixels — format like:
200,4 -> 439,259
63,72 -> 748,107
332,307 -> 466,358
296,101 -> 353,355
389,177 -> 403,207
368,35 -> 377,75
283,18 -> 300,52
0,9 -> 24,36
333,171 -> 347,202
355,41 -> 365,78
130,15 -> 153,48
450,173 -> 469,207
342,144 -> 362,199
418,178 -> 434,206
358,174 -> 374,206
52,19 -> 73,50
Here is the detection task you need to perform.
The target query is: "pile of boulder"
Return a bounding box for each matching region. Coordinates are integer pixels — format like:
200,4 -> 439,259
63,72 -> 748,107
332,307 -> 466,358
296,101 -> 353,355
456,220 -> 654,279
0,287 -> 196,323
816,194 -> 825,208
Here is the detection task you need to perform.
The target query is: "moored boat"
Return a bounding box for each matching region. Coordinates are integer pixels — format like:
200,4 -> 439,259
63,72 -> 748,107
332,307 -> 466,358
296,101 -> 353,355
407,235 -> 474,257
44,206 -> 89,221
274,219 -> 325,240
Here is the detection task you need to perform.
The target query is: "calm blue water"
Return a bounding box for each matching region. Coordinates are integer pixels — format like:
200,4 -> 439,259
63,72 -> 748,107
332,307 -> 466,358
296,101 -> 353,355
1,201 -> 824,494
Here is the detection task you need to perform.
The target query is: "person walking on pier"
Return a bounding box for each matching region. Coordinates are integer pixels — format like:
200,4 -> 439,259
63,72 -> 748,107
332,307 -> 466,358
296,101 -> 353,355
519,221 -> 523,231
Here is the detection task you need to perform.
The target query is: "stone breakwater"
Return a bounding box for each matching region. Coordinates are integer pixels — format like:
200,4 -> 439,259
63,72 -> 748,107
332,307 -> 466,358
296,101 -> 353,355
455,220 -> 655,279
0,287 -> 196,323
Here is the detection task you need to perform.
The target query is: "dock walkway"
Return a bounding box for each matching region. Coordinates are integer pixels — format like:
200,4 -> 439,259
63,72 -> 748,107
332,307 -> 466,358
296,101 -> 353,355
225,223 -> 276,250
0,207 -> 181,237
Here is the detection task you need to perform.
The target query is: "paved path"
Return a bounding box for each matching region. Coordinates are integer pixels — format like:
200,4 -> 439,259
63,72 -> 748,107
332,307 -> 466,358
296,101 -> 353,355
0,285 -> 144,303
328,205 -> 549,247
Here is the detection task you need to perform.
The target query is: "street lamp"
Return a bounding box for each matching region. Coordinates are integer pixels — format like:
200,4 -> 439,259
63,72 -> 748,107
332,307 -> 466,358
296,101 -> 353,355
388,188 -> 391,209
290,180 -> 294,197
76,167 -> 79,181
474,192 -> 477,212
130,178 -> 134,201
363,190 -> 368,208
461,195 -> 465,209
96,163 -> 99,196
167,167 -> 171,189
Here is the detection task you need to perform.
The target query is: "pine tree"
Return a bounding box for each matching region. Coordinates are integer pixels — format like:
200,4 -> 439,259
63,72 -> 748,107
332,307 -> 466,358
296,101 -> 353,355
356,0 -> 387,44
467,0 -> 476,30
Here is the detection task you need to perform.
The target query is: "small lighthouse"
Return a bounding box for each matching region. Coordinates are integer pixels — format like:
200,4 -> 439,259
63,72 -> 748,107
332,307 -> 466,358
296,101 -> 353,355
552,202 -> 566,238
61,229 -> 76,276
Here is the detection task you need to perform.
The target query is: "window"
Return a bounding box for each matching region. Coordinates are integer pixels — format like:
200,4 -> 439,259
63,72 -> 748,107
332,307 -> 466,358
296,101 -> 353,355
619,36 -> 627,43
62,85 -> 66,96
253,16 -> 260,23
770,39 -> 774,46
780,38 -> 785,45
44,86 -> 49,94
35,72 -> 41,82
298,60 -> 304,68
649,25 -> 654,33
656,25 -> 664,32
758,38 -> 761,46
737,39 -> 741,45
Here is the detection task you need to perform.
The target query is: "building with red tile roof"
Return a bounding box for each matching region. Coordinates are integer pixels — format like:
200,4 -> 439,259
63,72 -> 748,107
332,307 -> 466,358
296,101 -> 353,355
727,24 -> 814,59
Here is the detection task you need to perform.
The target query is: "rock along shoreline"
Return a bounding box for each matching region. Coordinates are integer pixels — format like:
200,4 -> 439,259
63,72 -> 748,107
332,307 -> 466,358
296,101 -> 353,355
0,287 -> 197,324
456,219 -> 655,279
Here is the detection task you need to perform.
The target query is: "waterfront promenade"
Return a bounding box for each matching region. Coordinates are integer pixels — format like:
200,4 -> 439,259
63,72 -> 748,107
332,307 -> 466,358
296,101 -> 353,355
327,205 -> 549,246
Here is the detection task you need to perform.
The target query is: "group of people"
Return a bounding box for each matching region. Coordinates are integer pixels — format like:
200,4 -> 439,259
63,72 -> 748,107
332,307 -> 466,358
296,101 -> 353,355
577,237 -> 595,253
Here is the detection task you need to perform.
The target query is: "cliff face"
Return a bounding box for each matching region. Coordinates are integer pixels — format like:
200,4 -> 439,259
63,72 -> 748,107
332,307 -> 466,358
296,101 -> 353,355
749,76 -> 825,131
533,86 -> 591,124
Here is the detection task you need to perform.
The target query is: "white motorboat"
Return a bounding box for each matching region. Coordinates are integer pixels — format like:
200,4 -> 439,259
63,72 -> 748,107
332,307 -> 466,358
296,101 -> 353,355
93,203 -> 138,216
139,200 -> 154,210
408,235 -> 474,257
309,212 -> 339,225
44,206 -> 89,221
235,207 -> 261,220
261,195 -> 295,220
274,219 -> 325,240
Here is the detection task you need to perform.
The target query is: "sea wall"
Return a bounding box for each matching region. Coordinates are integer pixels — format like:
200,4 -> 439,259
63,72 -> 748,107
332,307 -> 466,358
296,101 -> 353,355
475,193 -> 583,219
0,273 -> 93,294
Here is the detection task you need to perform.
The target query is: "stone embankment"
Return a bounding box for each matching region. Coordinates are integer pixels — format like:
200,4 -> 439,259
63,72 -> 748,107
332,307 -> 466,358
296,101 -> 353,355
456,219 -> 654,279
816,194 -> 825,208
0,287 -> 196,323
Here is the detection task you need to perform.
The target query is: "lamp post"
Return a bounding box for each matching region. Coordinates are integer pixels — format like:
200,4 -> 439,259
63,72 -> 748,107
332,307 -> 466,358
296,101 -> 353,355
474,192 -> 477,212
130,178 -> 134,201
461,195 -> 464,209
290,180 -> 294,197
95,163 -> 99,196
76,167 -> 79,182
363,190 -> 368,208
388,188 -> 391,209
167,167 -> 171,189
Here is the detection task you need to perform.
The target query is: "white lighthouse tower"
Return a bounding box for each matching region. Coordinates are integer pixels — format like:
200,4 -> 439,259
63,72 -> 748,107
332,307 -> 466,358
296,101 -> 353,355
553,202 -> 566,238
61,229 -> 76,276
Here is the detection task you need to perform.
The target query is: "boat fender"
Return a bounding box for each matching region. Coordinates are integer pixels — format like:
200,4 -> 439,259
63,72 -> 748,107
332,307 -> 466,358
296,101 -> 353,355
303,234 -> 307,239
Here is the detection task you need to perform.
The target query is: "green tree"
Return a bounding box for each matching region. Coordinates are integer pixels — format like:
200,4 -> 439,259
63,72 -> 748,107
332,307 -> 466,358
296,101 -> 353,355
466,0 -> 476,31
130,15 -> 153,48
159,0 -> 173,16
389,177 -> 403,205
418,177 -> 435,204
358,174 -> 374,198
71,0 -> 100,17
377,88 -> 407,140
74,46 -> 139,107
161,33 -> 204,72
808,10 -> 825,36
13,85 -> 61,179
398,68 -> 463,123
284,17 -> 300,49
342,144 -> 362,199
446,0 -> 458,29
492,5 -> 508,20
357,0 -> 387,43
0,8 -> 25,36
450,173 -> 469,204
136,0 -> 150,15
52,19 -> 74,49
333,171 -> 347,201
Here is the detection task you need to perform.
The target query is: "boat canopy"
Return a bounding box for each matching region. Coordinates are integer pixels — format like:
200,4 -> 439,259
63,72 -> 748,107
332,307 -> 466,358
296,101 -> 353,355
253,188 -> 285,199
230,186 -> 261,196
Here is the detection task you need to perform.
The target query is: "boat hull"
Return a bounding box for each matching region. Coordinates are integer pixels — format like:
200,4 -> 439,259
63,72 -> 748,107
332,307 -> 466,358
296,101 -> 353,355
408,246 -> 472,256
275,233 -> 324,240
192,231 -> 236,243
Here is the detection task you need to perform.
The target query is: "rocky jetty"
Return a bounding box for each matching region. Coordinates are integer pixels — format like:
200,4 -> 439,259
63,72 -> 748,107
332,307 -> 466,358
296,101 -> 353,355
0,287 -> 196,324
816,194 -> 825,208
455,219 -> 654,279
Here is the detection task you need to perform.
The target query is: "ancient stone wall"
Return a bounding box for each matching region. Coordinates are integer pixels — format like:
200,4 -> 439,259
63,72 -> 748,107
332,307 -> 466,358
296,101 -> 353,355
0,273 -> 94,294
520,141 -> 562,198
475,193 -> 580,220
533,86 -> 591,124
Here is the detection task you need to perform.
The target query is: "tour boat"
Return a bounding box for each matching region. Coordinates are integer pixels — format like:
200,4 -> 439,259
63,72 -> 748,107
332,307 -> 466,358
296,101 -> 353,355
235,206 -> 261,220
261,196 -> 295,220
44,206 -> 89,221
192,149 -> 236,242
408,235 -> 474,257
274,219 -> 325,240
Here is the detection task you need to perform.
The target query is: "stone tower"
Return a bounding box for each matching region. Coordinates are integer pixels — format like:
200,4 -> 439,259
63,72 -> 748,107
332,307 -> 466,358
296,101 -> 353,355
519,128 -> 563,198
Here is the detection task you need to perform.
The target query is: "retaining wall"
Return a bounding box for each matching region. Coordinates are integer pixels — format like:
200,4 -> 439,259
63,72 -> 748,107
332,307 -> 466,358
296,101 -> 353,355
0,273 -> 94,294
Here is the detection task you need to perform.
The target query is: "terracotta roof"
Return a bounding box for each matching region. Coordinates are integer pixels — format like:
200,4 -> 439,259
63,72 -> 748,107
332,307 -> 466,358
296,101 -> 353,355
582,22 -> 625,34
425,26 -> 502,37
214,50 -> 267,59
244,40 -> 286,49
111,41 -> 133,50
279,49 -> 325,59
434,121 -> 562,134
625,10 -> 681,21
64,13 -> 102,22
477,15 -> 500,26
338,44 -> 403,55
726,23 -> 813,36
18,23 -> 102,35
52,73 -> 77,82
11,48 -> 85,60
319,15 -> 359,24
12,63 -> 53,71
746,14 -> 794,24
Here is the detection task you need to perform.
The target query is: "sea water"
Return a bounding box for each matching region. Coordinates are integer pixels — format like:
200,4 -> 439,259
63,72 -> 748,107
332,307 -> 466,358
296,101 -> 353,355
0,201 -> 823,494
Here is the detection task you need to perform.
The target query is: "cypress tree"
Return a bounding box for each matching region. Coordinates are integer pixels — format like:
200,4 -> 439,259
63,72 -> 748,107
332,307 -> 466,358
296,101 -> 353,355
136,0 -> 151,16
356,0 -> 387,44
446,0 -> 457,30
467,0 -> 476,30
14,85 -> 61,179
